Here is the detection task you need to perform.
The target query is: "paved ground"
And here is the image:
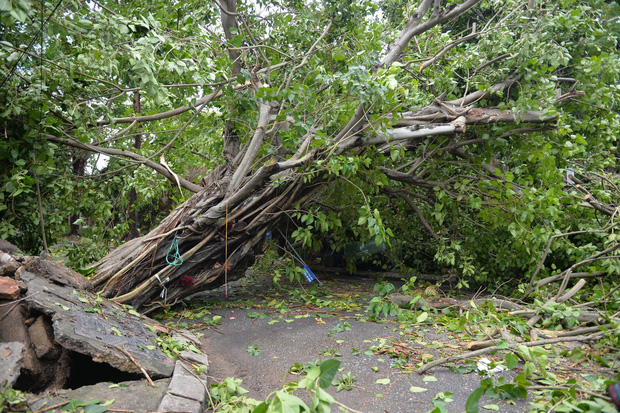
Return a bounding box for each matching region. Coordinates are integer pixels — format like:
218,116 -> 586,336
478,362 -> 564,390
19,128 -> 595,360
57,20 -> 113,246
192,274 -> 531,412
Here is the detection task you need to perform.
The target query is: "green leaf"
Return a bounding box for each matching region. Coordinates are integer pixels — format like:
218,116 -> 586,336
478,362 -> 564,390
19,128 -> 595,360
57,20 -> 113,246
247,345 -> 261,356
318,359 -> 341,388
416,312 -> 429,323
128,310 -> 141,318
482,404 -> 499,411
312,387 -> 335,413
505,353 -> 518,370
409,386 -> 428,393
253,402 -> 268,413
272,390 -> 309,412
84,404 -> 108,413
496,339 -> 510,349
376,378 -> 390,385
465,387 -> 483,413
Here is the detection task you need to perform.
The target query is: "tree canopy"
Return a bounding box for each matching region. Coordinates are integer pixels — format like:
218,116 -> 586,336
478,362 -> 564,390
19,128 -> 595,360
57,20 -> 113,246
1,0 -> 619,309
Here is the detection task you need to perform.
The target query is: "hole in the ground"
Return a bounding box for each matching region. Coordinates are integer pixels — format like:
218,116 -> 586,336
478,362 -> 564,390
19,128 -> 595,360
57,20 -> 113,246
65,352 -> 142,389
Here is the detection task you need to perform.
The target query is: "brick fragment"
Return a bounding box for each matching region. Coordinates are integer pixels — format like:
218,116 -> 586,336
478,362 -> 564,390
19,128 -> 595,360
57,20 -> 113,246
0,276 -> 19,300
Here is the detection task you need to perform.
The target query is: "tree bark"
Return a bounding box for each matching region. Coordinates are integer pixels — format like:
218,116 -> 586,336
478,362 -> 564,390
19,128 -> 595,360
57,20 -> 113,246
126,91 -> 143,241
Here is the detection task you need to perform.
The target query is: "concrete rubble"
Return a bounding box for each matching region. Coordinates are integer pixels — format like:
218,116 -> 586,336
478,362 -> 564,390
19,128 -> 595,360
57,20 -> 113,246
0,240 -> 212,412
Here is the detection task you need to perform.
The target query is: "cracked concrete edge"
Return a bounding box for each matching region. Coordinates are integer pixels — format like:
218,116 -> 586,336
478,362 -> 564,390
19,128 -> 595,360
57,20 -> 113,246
157,359 -> 209,413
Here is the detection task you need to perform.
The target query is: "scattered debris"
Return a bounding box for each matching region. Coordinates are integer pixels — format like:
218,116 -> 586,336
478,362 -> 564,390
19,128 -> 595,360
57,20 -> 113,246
0,240 -> 211,412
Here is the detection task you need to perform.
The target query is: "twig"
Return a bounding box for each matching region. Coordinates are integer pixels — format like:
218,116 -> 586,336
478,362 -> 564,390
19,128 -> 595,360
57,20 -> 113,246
521,223 -> 619,300
34,401 -> 70,413
417,334 -> 605,374
114,345 -> 155,387
33,164 -> 49,255
333,401 -> 363,413
527,385 -> 612,402
556,278 -> 586,302
555,324 -> 612,338
0,292 -> 39,308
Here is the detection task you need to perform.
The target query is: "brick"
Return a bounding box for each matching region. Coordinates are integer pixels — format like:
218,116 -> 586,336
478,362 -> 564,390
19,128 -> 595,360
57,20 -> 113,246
158,393 -> 201,413
0,276 -> 19,300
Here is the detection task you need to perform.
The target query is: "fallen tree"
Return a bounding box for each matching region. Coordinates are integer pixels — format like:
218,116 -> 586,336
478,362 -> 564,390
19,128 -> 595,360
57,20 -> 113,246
82,1 -> 560,312
1,0 -> 618,312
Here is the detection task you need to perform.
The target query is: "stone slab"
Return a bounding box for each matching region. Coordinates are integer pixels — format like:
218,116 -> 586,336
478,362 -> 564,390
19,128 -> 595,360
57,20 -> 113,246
0,342 -> 25,390
166,361 -> 207,403
27,378 -> 171,413
179,349 -> 209,369
0,239 -> 22,255
23,275 -> 175,378
158,393 -> 202,413
28,315 -> 60,359
23,256 -> 91,291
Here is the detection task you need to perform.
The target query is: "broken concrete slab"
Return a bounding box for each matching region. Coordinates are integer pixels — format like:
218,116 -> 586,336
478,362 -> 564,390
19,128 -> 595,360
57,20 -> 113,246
0,251 -> 212,406
167,361 -> 207,403
23,274 -> 175,379
179,349 -> 209,368
28,316 -> 61,360
0,239 -> 22,255
28,378 -> 171,413
23,256 -> 91,291
0,342 -> 25,391
158,392 -> 203,413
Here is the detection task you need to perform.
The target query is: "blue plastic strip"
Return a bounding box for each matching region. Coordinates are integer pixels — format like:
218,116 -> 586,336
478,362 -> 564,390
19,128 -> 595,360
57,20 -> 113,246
303,265 -> 316,283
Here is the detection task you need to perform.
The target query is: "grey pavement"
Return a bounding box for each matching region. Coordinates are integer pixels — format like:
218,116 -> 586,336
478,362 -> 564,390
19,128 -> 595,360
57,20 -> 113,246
198,275 -> 530,413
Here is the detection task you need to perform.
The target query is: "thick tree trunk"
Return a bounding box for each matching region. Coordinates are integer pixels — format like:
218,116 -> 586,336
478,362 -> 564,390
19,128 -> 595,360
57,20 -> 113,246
91,154 -> 319,312
89,99 -> 557,312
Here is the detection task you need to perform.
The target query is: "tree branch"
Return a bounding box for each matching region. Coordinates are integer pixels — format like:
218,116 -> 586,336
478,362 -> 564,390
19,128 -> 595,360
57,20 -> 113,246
44,136 -> 203,193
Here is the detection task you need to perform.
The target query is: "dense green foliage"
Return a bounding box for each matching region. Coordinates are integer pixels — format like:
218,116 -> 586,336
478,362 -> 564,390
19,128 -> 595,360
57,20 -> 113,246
1,0 -> 619,294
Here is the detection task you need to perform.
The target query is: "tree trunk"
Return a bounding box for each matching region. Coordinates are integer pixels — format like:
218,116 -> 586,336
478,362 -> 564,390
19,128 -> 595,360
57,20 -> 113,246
69,153 -> 88,236
125,91 -> 143,241
91,162 -> 319,312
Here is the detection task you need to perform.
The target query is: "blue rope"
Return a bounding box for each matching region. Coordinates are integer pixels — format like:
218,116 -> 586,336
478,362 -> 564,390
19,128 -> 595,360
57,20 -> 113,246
166,233 -> 183,266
